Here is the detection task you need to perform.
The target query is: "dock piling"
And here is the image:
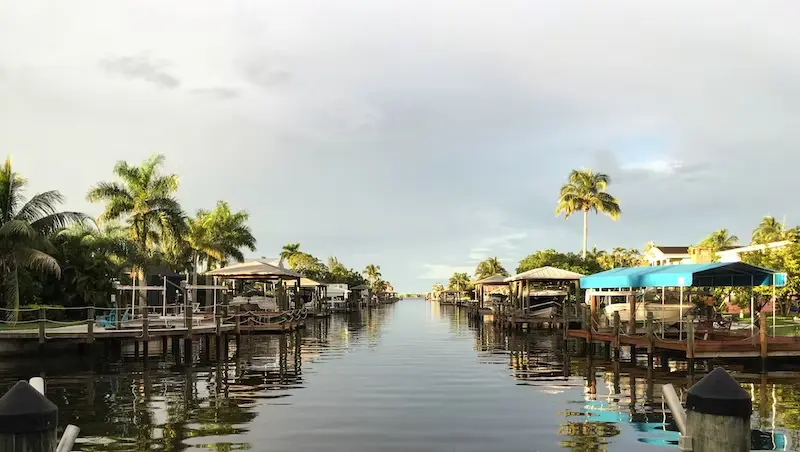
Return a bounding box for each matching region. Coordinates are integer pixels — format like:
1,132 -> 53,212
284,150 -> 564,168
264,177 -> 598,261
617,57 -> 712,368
684,367 -> 751,452
38,307 -> 46,348
0,380 -> 58,452
687,314 -> 696,372
645,312 -> 655,369
759,312 -> 768,371
612,311 -> 620,361
86,307 -> 94,344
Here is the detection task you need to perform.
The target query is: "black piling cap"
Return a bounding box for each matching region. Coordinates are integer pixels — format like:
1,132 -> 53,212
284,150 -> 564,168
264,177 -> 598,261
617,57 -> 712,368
0,381 -> 58,434
686,367 -> 752,419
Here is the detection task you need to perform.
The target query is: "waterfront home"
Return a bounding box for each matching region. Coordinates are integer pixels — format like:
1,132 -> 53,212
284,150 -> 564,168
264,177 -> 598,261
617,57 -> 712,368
643,245 -> 692,266
644,241 -> 791,266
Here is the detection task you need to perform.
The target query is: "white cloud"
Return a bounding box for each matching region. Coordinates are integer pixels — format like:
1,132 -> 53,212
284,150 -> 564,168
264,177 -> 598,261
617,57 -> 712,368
418,264 -> 475,280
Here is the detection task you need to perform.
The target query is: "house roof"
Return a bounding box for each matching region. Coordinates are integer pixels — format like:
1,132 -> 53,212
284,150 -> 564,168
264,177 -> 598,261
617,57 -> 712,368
474,274 -> 508,285
653,246 -> 690,255
351,284 -> 370,290
580,262 -> 786,289
285,277 -> 325,287
505,266 -> 584,282
205,260 -> 301,280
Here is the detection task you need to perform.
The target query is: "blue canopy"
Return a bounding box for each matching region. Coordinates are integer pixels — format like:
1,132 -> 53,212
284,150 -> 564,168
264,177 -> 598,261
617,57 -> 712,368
580,262 -> 787,289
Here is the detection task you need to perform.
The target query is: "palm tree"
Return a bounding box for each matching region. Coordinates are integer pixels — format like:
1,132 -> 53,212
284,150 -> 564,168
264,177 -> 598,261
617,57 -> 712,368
87,154 -> 186,309
279,243 -> 301,267
363,264 -> 381,283
0,157 -> 86,320
475,257 -> 508,280
752,216 -> 786,244
186,201 -> 256,303
555,169 -> 621,259
448,272 -> 471,296
700,228 -> 739,251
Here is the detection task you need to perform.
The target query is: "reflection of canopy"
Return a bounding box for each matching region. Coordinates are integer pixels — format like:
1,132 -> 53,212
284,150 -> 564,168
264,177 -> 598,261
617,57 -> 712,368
475,274 -> 508,285
205,260 -> 301,280
505,266 -> 585,282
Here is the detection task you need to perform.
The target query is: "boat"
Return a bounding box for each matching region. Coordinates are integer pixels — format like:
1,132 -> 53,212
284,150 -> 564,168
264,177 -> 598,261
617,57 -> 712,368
601,290 -> 685,326
522,290 -> 567,318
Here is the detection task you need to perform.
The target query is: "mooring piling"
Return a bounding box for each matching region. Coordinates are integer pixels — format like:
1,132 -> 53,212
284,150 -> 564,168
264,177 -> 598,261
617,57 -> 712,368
665,367 -> 752,452
0,380 -> 58,452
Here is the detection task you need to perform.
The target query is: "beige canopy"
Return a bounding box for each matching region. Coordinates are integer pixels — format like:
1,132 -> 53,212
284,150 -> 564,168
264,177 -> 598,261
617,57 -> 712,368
474,274 -> 508,285
285,277 -> 326,287
504,266 -> 584,282
205,260 -> 301,280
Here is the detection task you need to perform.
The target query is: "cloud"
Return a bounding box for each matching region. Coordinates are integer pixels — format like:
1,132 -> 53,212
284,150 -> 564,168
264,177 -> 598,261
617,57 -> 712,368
99,54 -> 180,89
191,87 -> 239,100
3,0 -> 800,292
418,264 -> 475,280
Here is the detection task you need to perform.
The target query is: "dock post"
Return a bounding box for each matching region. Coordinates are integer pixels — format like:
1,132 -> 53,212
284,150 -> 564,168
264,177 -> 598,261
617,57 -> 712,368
646,312 -> 655,370
0,381 -> 59,452
582,304 -> 591,357
612,311 -> 621,361
172,336 -> 181,364
38,307 -> 46,351
215,315 -> 222,360
142,315 -> 150,362
684,367 -> 751,452
86,307 -> 95,345
687,314 -> 696,372
134,341 -> 140,358
161,336 -> 168,357
759,312 -> 768,371
184,293 -> 193,365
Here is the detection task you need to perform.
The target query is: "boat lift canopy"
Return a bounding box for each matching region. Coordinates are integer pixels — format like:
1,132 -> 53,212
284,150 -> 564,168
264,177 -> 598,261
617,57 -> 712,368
580,262 -> 786,289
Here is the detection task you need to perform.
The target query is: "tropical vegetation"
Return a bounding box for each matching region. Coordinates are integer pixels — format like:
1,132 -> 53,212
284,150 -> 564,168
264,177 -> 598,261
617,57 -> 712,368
555,169 -> 621,259
6,153 -> 393,322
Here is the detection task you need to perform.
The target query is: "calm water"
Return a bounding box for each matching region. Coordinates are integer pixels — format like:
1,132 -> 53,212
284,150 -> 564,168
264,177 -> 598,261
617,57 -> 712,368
1,298 -> 798,451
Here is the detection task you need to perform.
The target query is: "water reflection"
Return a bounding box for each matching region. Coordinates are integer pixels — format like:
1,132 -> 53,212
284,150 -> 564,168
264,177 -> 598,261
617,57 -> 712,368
469,315 -> 795,451
2,300 -> 799,451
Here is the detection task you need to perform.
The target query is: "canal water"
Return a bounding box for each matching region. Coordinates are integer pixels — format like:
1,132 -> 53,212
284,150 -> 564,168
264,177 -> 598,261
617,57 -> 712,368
0,298 -> 798,451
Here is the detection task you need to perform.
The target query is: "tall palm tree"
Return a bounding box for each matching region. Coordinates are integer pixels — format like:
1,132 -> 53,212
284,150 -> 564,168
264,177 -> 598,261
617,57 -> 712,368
87,154 -> 186,309
700,228 -> 739,251
186,201 -> 256,303
279,243 -> 301,267
0,157 -> 86,320
475,257 -> 508,280
752,216 -> 786,244
555,169 -> 621,259
363,264 -> 381,283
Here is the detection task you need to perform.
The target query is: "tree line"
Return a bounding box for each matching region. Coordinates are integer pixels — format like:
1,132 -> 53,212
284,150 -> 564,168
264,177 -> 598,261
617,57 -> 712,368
1,154 -> 390,321
431,168 -> 800,311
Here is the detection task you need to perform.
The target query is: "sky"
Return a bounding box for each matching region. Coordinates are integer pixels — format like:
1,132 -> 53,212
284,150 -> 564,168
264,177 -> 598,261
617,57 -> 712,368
2,1 -> 800,292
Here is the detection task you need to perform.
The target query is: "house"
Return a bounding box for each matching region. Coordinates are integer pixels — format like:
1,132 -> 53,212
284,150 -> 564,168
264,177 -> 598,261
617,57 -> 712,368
643,246 -> 692,266
644,241 -> 792,266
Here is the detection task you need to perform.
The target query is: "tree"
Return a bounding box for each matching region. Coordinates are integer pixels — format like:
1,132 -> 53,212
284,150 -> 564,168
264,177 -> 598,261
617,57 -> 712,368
0,157 -> 86,320
698,228 -> 739,254
448,272 -> 471,294
87,154 -> 186,310
279,243 -> 301,267
475,257 -> 508,280
185,201 -> 256,303
555,169 -> 621,259
751,216 -> 799,244
595,247 -> 643,270
289,253 -> 328,281
363,264 -> 381,283
42,223 -> 134,310
517,249 -> 604,275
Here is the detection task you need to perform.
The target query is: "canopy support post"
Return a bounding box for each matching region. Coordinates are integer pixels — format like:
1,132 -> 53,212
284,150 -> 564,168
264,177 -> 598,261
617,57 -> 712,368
750,275 -> 755,338
679,285 -> 684,341
661,286 -> 665,338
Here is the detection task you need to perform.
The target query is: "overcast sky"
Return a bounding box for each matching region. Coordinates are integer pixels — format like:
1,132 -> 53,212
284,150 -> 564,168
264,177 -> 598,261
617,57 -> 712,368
2,1 -> 800,292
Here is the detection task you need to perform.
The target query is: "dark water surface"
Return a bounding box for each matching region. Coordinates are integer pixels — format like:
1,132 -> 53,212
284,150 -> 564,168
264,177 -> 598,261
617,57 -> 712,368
1,298 -> 798,451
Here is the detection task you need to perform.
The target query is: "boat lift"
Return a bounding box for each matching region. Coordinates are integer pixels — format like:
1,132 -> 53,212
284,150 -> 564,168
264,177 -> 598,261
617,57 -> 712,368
112,276 -> 230,317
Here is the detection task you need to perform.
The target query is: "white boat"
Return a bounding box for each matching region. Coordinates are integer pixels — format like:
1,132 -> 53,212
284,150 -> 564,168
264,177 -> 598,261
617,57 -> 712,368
603,301 -> 683,325
522,290 -> 568,318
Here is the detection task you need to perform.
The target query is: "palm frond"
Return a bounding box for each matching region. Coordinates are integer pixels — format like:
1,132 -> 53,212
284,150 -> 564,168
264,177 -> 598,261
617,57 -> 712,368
15,248 -> 61,278
30,212 -> 89,236
0,219 -> 37,241
14,190 -> 64,223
